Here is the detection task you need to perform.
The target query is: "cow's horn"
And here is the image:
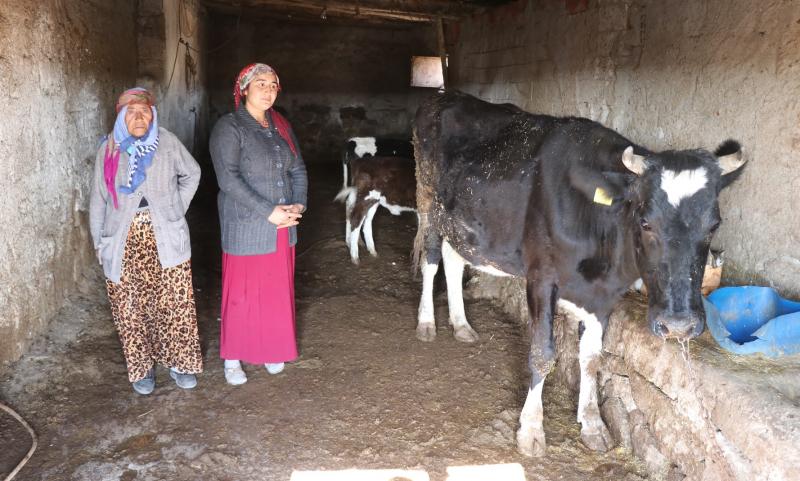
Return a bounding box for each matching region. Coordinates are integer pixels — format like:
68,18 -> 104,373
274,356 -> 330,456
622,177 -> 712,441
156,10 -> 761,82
622,146 -> 647,175
718,149 -> 746,175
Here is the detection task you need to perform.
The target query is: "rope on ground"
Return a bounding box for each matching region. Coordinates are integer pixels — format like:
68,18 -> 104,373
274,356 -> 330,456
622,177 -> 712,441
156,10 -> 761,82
0,401 -> 37,481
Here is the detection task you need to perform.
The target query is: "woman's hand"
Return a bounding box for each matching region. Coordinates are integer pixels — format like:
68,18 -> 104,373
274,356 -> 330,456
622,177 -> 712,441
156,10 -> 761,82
286,203 -> 305,214
268,205 -> 302,228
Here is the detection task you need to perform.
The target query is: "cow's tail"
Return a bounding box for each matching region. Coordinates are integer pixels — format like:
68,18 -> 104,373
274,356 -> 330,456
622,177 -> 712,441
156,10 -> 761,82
334,186 -> 356,207
412,211 -> 429,275
411,128 -> 430,275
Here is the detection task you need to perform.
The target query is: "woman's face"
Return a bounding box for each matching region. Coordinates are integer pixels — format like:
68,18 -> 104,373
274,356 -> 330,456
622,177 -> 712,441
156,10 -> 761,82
244,72 -> 279,112
125,103 -> 153,138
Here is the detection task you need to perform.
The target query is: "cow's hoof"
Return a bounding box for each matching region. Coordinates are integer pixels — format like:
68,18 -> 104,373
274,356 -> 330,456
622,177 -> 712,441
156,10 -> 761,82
350,257 -> 360,265
453,325 -> 479,343
368,250 -> 378,257
516,427 -> 546,457
416,323 -> 436,342
580,423 -> 614,452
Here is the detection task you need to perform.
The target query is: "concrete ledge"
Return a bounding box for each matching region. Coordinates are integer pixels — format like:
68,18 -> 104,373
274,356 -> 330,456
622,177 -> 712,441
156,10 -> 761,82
598,294 -> 800,481
466,274 -> 800,481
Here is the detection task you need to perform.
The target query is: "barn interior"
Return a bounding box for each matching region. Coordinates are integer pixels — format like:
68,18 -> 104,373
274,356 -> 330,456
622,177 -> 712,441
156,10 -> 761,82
1,1 -> 799,480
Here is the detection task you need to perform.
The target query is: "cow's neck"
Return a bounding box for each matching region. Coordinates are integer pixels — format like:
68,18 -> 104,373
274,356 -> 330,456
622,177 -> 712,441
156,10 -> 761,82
619,201 -> 642,285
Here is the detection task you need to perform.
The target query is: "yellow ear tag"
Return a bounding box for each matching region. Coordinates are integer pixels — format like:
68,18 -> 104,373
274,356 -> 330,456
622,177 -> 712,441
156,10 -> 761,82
593,187 -> 613,206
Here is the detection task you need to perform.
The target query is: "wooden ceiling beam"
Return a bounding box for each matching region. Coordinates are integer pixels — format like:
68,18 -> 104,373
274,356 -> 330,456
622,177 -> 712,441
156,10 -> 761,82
201,0 -> 482,23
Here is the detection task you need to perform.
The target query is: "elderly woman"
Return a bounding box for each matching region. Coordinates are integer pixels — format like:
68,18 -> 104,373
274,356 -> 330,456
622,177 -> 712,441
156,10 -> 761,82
209,63 -> 307,385
89,88 -> 203,395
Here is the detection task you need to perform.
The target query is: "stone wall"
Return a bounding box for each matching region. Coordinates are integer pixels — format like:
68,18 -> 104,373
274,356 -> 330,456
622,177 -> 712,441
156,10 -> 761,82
0,0 -> 137,366
450,0 -> 800,297
206,15 -> 438,161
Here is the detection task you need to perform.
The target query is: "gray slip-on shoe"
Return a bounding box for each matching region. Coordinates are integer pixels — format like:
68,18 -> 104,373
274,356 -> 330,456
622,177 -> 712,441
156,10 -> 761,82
169,369 -> 198,389
132,368 -> 155,395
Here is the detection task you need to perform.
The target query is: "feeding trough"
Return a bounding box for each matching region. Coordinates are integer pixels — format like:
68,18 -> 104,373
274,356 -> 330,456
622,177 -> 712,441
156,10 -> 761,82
704,286 -> 800,357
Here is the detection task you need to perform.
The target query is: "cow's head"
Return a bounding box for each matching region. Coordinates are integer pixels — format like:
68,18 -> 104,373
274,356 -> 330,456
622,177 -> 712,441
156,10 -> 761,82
622,141 -> 746,340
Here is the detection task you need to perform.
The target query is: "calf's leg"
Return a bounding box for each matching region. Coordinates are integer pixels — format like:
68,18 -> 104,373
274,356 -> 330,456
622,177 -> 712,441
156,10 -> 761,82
348,198 -> 378,264
362,202 -> 380,257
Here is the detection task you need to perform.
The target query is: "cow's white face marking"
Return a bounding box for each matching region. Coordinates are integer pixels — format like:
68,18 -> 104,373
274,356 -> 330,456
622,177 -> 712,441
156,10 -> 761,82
350,137 -> 377,157
660,168 -> 708,207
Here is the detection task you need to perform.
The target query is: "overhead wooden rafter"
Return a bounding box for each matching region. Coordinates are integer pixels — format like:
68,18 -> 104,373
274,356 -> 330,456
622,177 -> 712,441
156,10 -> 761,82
200,0 -> 507,24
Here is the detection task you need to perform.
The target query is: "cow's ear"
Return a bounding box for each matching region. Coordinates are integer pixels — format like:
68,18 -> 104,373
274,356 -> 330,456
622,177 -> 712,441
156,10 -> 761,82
622,146 -> 647,176
568,166 -> 627,207
714,140 -> 746,188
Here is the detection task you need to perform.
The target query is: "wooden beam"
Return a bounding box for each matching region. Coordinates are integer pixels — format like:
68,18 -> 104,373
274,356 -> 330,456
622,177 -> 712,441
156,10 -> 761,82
436,16 -> 447,89
201,0 -> 481,23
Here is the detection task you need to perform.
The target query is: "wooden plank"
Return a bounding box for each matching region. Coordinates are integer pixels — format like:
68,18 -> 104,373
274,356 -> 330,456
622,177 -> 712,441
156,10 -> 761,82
200,0 -> 482,23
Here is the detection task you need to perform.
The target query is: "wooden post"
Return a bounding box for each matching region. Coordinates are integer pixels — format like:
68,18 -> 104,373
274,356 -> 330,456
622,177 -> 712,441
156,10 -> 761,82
436,15 -> 447,90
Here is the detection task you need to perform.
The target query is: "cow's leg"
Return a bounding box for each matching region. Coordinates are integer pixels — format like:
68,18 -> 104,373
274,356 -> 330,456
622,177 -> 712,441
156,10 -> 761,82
362,202 -> 380,257
516,279 -> 557,457
416,234 -> 442,342
442,240 -> 478,342
347,198 -> 377,264
559,301 -> 614,452
344,188 -> 356,242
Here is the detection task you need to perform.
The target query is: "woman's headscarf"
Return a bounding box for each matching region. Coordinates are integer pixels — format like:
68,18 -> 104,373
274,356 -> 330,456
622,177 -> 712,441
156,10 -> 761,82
103,87 -> 159,208
233,63 -> 297,157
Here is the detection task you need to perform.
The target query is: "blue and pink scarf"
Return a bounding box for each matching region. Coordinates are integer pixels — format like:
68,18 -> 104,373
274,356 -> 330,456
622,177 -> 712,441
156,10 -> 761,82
103,88 -> 159,208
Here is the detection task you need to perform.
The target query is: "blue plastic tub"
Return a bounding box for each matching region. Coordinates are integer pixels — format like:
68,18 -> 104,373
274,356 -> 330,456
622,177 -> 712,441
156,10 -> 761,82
704,286 -> 800,357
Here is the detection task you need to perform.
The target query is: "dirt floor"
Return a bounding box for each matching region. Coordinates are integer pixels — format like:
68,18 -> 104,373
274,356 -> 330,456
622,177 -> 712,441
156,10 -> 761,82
0,162 -> 648,481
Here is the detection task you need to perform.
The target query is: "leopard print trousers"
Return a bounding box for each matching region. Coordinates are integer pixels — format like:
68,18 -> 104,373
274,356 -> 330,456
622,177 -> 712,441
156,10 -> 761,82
106,210 -> 203,383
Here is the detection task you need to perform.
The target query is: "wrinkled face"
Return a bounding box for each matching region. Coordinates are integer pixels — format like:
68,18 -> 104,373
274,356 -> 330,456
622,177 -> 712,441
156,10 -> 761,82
633,161 -> 722,340
244,72 -> 279,112
125,102 -> 153,138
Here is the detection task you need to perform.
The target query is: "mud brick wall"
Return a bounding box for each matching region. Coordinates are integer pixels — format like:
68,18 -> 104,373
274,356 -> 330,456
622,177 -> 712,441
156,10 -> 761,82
206,16 -> 438,161
449,0 -> 800,298
0,0 -> 208,368
0,0 -> 137,367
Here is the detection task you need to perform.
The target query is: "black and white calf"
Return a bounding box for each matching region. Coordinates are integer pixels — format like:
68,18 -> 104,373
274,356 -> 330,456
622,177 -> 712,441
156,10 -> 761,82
413,91 -> 746,457
335,137 -> 416,263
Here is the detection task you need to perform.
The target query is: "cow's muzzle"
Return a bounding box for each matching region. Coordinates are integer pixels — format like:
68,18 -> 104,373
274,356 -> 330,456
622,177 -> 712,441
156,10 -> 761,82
650,312 -> 705,340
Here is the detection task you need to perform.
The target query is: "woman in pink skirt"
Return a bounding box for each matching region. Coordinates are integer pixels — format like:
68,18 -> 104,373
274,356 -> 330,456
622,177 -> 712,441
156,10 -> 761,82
209,63 -> 307,385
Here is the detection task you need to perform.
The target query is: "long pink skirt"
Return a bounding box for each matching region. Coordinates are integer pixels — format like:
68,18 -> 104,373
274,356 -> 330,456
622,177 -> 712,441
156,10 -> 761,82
220,228 -> 298,364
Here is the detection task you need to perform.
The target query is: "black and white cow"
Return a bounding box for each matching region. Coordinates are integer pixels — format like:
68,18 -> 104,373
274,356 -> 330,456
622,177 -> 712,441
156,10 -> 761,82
412,91 -> 746,457
335,137 -> 416,263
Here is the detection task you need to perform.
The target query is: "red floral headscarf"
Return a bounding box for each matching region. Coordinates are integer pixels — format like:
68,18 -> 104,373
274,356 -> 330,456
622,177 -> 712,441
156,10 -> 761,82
233,63 -> 297,157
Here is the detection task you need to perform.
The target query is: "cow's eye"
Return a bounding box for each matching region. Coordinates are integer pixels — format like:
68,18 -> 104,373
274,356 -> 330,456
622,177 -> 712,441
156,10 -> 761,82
640,218 -> 652,231
709,221 -> 721,233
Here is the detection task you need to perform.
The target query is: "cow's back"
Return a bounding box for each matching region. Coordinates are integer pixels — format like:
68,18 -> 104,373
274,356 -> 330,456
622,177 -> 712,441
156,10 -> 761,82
414,92 -> 525,212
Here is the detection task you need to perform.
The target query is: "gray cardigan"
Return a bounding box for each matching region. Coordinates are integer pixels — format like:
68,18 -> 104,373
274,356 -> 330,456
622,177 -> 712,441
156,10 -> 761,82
209,108 -> 308,256
89,128 -> 201,283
